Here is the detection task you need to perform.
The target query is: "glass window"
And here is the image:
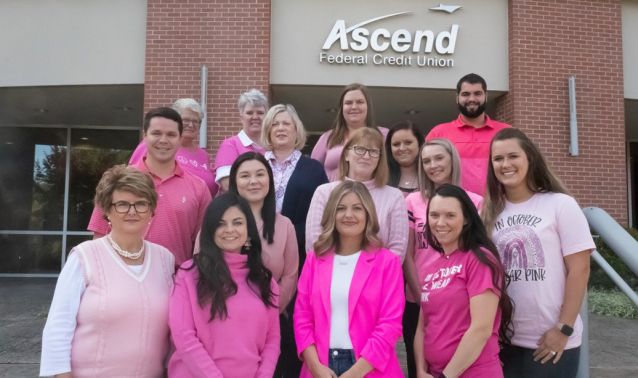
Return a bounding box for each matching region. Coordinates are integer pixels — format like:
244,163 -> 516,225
0,234 -> 62,273
0,127 -> 67,231
67,129 -> 139,231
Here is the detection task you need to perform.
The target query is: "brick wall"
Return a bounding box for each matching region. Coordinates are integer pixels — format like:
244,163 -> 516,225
495,0 -> 627,223
144,0 -> 271,155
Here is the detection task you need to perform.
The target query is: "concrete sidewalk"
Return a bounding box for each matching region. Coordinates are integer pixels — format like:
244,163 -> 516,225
1,278 -> 637,377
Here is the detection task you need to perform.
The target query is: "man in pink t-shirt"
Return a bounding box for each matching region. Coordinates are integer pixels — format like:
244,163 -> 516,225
426,73 -> 510,196
88,107 -> 212,265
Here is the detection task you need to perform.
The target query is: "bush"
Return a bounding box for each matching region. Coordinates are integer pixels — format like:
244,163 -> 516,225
588,288 -> 638,319
589,227 -> 638,291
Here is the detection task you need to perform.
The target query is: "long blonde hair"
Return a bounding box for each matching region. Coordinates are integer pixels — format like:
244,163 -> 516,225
338,127 -> 389,187
313,181 -> 382,254
482,128 -> 570,234
417,138 -> 462,202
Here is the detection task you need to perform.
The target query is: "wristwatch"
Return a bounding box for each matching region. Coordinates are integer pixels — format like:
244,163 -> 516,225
557,322 -> 574,336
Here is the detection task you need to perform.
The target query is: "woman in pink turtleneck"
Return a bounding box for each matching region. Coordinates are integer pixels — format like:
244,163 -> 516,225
168,193 -> 280,378
306,127 -> 408,261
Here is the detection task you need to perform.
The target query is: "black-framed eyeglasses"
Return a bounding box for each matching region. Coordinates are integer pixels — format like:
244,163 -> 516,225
111,201 -> 151,214
349,145 -> 381,158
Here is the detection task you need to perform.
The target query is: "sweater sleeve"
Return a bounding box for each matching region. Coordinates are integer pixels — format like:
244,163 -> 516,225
305,184 -> 330,253
358,253 -> 405,372
293,252 -> 317,357
40,253 -> 86,377
256,281 -> 281,378
385,188 -> 409,261
310,131 -> 331,164
278,217 -> 299,311
169,269 -> 224,378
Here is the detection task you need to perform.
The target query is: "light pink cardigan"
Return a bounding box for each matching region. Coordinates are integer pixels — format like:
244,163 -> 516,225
294,247 -> 405,377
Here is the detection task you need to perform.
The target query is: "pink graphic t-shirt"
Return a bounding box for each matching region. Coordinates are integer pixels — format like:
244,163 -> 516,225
405,191 -> 482,302
491,192 -> 595,349
419,249 -> 503,377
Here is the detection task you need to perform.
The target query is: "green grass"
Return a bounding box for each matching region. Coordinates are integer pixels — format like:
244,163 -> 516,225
588,288 -> 638,319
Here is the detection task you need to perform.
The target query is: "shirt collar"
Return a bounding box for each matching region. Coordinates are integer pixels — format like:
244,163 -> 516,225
238,129 -> 257,147
135,156 -> 184,178
265,150 -> 301,165
455,114 -> 496,129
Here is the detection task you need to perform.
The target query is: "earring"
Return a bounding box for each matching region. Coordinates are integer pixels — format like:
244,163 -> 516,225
244,238 -> 252,249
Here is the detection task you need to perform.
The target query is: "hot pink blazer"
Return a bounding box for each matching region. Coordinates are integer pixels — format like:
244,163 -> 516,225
294,247 -> 405,377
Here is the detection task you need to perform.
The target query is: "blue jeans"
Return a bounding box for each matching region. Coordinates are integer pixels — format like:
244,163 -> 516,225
501,344 -> 581,378
328,348 -> 355,375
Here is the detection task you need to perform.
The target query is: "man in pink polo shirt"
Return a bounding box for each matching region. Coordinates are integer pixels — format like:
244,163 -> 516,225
88,107 -> 212,265
426,73 -> 511,196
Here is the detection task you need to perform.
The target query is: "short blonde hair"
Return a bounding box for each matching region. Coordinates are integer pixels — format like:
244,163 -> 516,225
94,165 -> 157,218
261,104 -> 307,150
313,181 -> 382,254
338,127 -> 389,187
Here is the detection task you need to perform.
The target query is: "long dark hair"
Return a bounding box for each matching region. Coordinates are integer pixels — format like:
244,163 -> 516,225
193,193 -> 275,320
229,152 -> 276,244
385,120 -> 424,188
425,184 -> 513,344
482,128 -> 569,234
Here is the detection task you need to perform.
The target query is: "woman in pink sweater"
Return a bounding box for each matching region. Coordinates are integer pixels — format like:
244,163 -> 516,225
228,152 -> 299,377
306,127 -> 408,260
294,181 -> 405,377
168,193 -> 280,378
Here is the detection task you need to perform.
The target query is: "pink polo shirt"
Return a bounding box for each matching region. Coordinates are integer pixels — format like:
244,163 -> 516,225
129,142 -> 218,197
214,130 -> 266,183
426,115 -> 510,196
87,159 -> 212,265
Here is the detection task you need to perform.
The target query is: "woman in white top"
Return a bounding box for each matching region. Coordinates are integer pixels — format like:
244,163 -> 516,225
482,128 -> 594,378
294,181 -> 404,377
40,165 -> 174,378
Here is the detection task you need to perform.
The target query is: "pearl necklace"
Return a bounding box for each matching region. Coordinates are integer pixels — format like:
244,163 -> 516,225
107,233 -> 144,260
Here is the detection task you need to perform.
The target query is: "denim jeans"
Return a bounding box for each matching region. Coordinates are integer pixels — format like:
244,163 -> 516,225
328,348 -> 355,376
501,344 -> 581,378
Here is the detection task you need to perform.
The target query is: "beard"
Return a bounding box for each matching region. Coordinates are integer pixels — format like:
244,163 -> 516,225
458,101 -> 486,118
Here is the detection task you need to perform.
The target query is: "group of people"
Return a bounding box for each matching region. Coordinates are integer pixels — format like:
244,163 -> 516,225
40,73 -> 594,378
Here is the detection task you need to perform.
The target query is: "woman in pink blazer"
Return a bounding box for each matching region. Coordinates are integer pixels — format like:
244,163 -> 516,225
294,181 -> 405,377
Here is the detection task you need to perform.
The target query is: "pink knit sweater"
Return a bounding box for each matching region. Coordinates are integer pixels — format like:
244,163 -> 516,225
70,238 -> 174,378
168,252 -> 280,378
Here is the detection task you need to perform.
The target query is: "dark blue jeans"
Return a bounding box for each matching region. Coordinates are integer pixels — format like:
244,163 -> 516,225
501,344 -> 581,378
328,348 -> 355,375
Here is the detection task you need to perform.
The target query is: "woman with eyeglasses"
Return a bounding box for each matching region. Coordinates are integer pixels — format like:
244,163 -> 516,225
311,83 -> 388,181
129,98 -> 218,196
306,127 -> 408,260
40,165 -> 175,378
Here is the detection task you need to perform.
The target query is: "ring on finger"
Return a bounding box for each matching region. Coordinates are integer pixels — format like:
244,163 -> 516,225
550,350 -> 557,356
